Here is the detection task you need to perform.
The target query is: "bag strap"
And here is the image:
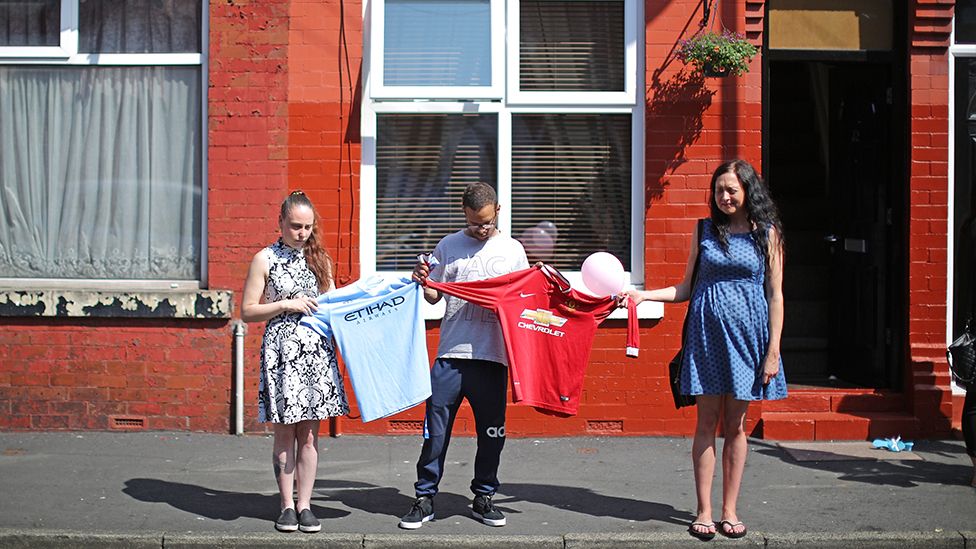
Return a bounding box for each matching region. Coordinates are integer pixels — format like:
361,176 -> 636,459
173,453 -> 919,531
690,218 -> 705,292
678,219 -> 706,339
947,348 -> 976,383
673,219 -> 707,380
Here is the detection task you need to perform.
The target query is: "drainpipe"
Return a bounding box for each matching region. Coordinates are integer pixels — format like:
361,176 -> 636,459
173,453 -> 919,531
233,320 -> 246,435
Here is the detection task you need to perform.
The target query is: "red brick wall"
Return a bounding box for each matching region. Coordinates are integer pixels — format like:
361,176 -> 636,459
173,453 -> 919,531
209,0 -> 294,433
907,2 -> 952,359
313,0 -> 765,436
906,0 -> 954,431
630,0 -> 764,434
907,69 -> 949,354
2,0 -> 954,437
0,0 -> 764,436
0,0 -> 293,432
0,318 -> 233,431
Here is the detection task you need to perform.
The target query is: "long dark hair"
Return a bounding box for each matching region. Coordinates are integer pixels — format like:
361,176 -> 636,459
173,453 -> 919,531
707,159 -> 784,267
280,191 -> 334,292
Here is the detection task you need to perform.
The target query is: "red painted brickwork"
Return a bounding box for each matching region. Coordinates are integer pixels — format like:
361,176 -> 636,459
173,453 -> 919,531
906,0 -> 952,438
907,54 -> 950,354
913,0 -> 954,49
210,0 -> 294,434
328,0 -> 766,436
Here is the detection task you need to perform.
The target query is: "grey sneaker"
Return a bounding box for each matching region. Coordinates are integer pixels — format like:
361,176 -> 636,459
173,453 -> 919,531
398,496 -> 434,529
472,493 -> 506,526
274,507 -> 299,532
298,508 -> 321,533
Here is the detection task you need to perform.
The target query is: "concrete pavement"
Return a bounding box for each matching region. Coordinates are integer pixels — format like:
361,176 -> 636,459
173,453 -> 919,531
0,431 -> 974,547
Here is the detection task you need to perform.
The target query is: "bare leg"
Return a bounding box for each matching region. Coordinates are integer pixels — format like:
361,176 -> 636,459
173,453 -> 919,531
273,423 -> 298,510
719,397 -> 751,536
294,420 -> 321,511
690,395 -> 722,536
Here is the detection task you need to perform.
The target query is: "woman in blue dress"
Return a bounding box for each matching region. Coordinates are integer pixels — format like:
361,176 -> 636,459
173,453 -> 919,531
626,160 -> 786,540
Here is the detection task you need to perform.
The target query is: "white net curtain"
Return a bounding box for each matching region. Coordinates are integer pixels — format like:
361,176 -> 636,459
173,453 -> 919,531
0,1 -> 202,280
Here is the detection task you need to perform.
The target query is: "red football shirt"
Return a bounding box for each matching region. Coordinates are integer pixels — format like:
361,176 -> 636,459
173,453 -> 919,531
426,265 -> 636,416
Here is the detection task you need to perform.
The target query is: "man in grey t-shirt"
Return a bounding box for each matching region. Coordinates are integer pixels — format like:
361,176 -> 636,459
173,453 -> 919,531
398,182 -> 528,530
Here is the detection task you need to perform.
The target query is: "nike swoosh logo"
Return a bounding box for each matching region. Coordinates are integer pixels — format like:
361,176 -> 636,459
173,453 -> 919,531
519,292 -> 535,298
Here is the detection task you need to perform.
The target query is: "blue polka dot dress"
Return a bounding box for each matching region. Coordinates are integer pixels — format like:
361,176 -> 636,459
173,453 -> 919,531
681,220 -> 787,401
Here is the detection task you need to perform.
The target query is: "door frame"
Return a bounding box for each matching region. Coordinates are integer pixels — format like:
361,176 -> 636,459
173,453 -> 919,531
761,11 -> 909,390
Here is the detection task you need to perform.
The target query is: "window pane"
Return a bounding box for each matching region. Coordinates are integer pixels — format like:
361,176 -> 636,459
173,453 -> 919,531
384,0 -> 491,87
0,0 -> 59,46
958,1 -> 976,44
966,58 -> 976,121
0,66 -> 202,279
520,0 -> 624,91
511,113 -> 631,271
376,114 -> 497,270
80,0 -> 201,53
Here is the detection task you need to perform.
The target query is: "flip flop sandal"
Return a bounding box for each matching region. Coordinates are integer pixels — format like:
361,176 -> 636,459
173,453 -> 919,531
687,521 -> 716,541
719,520 -> 747,538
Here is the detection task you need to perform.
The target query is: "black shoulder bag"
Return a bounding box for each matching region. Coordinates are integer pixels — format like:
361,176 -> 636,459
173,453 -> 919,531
668,218 -> 705,409
948,318 -> 976,387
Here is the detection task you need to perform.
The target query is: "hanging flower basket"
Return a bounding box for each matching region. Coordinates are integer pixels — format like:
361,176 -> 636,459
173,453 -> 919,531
677,30 -> 757,78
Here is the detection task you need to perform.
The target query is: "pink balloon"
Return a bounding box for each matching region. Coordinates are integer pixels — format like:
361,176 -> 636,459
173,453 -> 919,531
535,220 -> 558,239
520,227 -> 555,262
580,252 -> 625,297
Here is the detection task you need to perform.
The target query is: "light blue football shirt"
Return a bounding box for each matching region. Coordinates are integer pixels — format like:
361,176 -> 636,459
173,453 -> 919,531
301,276 -> 431,422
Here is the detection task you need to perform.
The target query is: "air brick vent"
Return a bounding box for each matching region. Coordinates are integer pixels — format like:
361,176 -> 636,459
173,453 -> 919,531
388,420 -> 423,433
109,416 -> 146,430
586,420 -> 623,432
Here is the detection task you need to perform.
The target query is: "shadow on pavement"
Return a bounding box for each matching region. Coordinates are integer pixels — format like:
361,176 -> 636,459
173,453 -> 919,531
500,483 -> 691,525
123,478 -> 351,522
314,479 -> 428,519
311,479 -> 691,526
751,440 -> 974,488
313,479 -> 511,522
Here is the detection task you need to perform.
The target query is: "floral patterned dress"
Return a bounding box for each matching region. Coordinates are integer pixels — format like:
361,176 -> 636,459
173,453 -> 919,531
258,240 -> 349,423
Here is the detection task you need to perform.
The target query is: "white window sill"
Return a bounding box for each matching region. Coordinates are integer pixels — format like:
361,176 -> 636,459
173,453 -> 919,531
0,289 -> 232,319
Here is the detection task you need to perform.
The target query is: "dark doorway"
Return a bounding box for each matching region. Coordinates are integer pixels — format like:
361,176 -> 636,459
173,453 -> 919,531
766,60 -> 906,389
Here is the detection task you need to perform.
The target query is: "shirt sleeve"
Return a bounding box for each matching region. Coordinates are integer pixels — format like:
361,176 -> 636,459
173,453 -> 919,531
425,267 -> 531,311
428,241 -> 446,283
512,239 -> 530,271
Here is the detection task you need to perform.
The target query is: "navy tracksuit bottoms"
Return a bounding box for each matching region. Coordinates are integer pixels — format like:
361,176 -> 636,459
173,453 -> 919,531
414,358 -> 508,497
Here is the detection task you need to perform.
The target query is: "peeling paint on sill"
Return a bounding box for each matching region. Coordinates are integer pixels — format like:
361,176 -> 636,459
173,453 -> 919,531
0,289 -> 233,319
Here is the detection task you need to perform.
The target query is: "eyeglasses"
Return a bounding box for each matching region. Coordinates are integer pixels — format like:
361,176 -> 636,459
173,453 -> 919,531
466,216 -> 497,232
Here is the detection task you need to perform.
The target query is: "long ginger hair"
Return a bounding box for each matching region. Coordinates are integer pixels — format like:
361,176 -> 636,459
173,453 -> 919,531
280,191 -> 334,292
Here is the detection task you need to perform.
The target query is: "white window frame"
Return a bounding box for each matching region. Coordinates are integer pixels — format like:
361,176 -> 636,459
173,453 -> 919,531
363,0 -> 659,319
370,0 -> 505,100
0,1 -> 77,59
0,0 -> 208,290
506,0 -> 638,105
